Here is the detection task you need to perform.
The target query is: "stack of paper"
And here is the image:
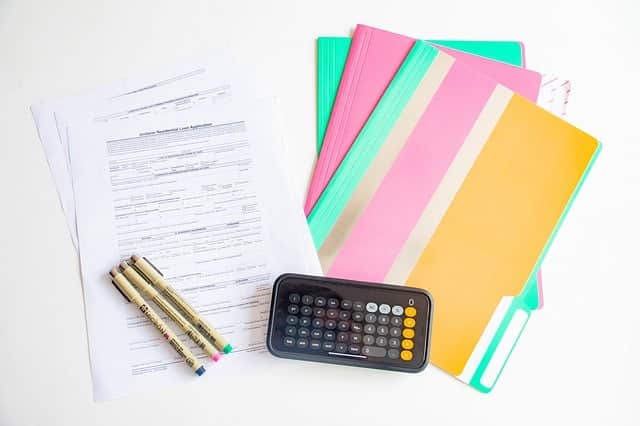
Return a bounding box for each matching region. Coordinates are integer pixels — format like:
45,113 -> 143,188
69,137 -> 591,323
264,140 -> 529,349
306,25 -> 599,392
32,55 -> 321,401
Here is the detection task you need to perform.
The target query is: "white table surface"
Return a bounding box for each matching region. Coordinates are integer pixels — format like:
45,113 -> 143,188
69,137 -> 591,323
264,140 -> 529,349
1,0 -> 639,424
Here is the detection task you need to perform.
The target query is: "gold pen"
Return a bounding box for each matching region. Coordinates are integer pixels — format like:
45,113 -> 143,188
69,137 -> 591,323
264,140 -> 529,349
108,269 -> 205,375
119,262 -> 221,362
131,255 -> 232,354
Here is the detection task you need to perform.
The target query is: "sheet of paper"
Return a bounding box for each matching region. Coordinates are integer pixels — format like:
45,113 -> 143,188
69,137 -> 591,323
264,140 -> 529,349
31,54 -> 255,249
538,74 -> 571,116
67,97 -> 320,401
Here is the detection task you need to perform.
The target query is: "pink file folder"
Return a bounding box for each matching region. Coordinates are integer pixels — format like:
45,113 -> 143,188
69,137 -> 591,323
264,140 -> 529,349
304,24 -> 542,215
327,58 -> 501,280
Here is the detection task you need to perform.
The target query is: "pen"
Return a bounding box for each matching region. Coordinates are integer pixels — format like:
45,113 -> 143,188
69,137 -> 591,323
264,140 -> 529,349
119,262 -> 222,362
109,268 -> 206,376
131,254 -> 233,354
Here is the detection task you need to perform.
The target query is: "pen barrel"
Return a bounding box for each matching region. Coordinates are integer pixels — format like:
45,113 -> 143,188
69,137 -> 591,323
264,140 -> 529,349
152,294 -> 220,359
162,286 -> 230,351
121,263 -> 220,359
112,271 -> 204,374
131,257 -> 230,352
137,303 -> 203,373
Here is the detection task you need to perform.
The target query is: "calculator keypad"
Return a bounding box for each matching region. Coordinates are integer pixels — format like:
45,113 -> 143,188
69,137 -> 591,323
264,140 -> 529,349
284,295 -> 419,360
282,294 -> 418,360
268,274 -> 432,373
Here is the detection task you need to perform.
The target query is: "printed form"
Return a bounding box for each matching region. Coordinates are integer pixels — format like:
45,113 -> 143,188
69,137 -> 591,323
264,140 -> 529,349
67,96 -> 319,400
31,54 -> 256,249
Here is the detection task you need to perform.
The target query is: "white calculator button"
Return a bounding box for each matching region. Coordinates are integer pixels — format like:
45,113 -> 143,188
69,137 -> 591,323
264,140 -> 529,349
366,302 -> 378,313
379,304 -> 391,314
391,305 -> 404,316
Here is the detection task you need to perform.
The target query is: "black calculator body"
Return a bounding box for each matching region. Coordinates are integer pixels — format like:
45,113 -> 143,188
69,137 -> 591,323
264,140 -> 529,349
267,274 -> 433,373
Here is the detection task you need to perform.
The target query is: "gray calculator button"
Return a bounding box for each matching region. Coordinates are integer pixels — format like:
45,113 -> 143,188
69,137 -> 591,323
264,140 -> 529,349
338,321 -> 350,331
311,329 -> 323,339
388,349 -> 400,359
362,346 -> 387,357
302,295 -> 314,305
326,309 -> 339,319
324,330 -> 336,340
366,302 -> 378,313
283,337 -> 295,347
388,338 -> 400,348
310,340 -> 322,350
352,311 -> 364,322
339,310 -> 351,320
285,326 -> 297,336
365,313 -> 377,323
350,333 -> 362,344
287,304 -> 299,314
325,319 -> 337,329
341,300 -> 353,309
390,327 -> 402,337
337,332 -> 349,343
314,297 -> 326,307
351,322 -> 363,333
390,316 -> 403,327
300,306 -> 312,316
327,298 -> 340,308
392,305 -> 404,316
378,315 -> 389,325
363,335 -> 375,345
377,325 -> 389,336
289,293 -> 301,304
322,341 -> 335,351
286,315 -> 298,325
379,304 -> 391,314
353,301 -> 365,311
297,338 -> 308,349
312,318 -> 324,328
348,345 -> 361,354
313,308 -> 325,317
298,327 -> 310,338
364,324 -> 376,334
299,317 -> 311,327
335,343 -> 347,353
376,336 -> 388,346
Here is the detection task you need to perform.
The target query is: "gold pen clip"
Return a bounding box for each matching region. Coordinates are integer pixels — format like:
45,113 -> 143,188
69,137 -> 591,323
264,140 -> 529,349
142,256 -> 164,277
130,262 -> 152,284
108,270 -> 132,303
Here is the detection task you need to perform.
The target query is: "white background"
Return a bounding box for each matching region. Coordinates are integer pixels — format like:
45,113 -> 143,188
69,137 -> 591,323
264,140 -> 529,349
1,0 -> 638,424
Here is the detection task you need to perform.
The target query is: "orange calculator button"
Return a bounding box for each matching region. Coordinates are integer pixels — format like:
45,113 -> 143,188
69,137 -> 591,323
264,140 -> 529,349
401,339 -> 414,350
403,317 -> 416,328
404,306 -> 416,317
400,350 -> 413,361
402,328 -> 415,339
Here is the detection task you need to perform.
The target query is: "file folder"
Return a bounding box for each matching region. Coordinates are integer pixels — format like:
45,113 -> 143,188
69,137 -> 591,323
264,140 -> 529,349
305,24 -> 541,216
314,30 -> 544,310
309,39 -> 600,391
316,37 -> 526,155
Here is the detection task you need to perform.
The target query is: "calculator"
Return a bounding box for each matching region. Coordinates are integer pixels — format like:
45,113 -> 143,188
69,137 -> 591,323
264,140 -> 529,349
266,274 -> 433,373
